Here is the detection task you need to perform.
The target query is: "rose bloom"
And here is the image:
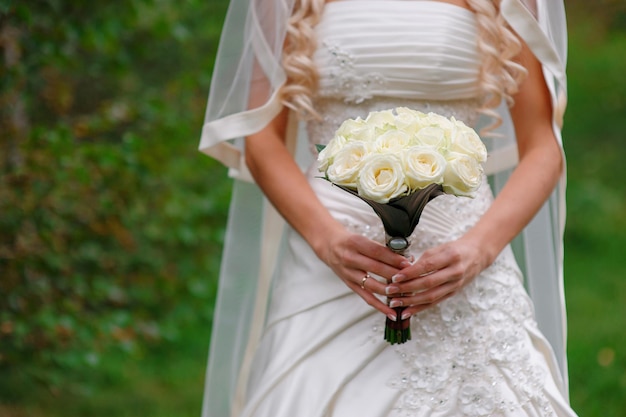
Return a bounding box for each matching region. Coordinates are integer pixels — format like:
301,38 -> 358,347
326,141 -> 371,187
402,146 -> 447,190
357,154 -> 408,203
335,118 -> 366,139
317,135 -> 347,172
450,120 -> 488,163
394,106 -> 426,121
413,125 -> 449,151
354,126 -> 379,143
422,112 -> 455,133
374,129 -> 411,154
364,109 -> 396,129
337,118 -> 378,143
443,151 -> 483,197
394,107 -> 428,135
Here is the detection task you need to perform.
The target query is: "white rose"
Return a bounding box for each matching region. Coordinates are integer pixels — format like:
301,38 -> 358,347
450,121 -> 487,163
423,112 -> 455,132
364,109 -> 396,129
374,128 -> 411,154
317,135 -> 347,173
395,107 -> 427,121
351,124 -> 378,143
336,119 -> 377,143
413,126 -> 449,150
443,152 -> 484,197
357,154 -> 408,203
335,118 -> 366,139
394,107 -> 427,135
326,141 -> 371,187
402,146 -> 447,190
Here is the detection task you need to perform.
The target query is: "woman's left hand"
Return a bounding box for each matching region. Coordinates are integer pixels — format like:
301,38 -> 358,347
384,236 -> 490,319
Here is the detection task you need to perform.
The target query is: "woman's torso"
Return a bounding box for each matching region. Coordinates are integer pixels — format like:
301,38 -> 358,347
307,0 -> 483,151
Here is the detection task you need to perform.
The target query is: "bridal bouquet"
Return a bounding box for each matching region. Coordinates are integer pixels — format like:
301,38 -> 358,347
317,107 -> 487,344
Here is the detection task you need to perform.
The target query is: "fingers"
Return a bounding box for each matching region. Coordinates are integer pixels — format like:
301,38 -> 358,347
401,290 -> 456,317
358,272 -> 387,296
347,278 -> 398,321
391,245 -> 458,284
385,251 -> 466,307
327,233 -> 410,284
388,277 -> 460,310
390,265 -> 465,297
348,234 -> 412,277
323,231 -> 413,319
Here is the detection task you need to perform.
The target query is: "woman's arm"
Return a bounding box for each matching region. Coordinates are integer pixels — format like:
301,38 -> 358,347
244,106 -> 411,320
388,39 -> 563,318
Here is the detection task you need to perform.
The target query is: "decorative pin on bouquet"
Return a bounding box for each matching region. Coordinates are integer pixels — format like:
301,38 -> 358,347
317,107 -> 487,345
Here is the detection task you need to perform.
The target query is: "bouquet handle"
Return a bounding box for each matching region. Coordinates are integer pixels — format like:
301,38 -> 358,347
384,235 -> 411,344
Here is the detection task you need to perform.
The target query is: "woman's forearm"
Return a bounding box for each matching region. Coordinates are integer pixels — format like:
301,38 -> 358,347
464,134 -> 562,265
465,36 -> 565,265
244,109 -> 344,256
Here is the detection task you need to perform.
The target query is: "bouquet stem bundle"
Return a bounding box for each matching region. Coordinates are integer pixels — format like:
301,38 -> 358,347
336,183 -> 444,344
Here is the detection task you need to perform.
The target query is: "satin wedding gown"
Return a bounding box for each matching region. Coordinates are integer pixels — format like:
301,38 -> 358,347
235,2 -> 577,416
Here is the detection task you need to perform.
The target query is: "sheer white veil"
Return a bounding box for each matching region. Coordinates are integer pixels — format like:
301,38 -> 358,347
200,0 -> 294,180
199,1 -> 569,416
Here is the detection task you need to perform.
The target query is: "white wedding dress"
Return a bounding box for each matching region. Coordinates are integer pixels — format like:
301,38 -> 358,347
227,2 -> 577,416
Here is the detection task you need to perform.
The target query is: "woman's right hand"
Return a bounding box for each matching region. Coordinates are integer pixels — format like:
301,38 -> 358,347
314,226 -> 412,321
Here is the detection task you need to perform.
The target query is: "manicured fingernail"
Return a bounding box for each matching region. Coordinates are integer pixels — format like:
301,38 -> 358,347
401,312 -> 412,320
385,285 -> 400,295
400,260 -> 411,268
392,274 -> 405,283
389,299 -> 403,308
387,313 -> 397,322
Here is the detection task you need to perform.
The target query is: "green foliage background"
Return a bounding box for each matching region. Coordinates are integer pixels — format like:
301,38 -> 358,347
0,0 -> 230,413
0,0 -> 625,416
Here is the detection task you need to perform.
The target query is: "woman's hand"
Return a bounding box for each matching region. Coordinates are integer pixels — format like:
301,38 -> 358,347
383,235 -> 491,319
315,227 -> 412,321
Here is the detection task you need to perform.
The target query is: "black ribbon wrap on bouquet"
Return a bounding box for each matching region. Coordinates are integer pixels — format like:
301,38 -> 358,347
335,183 -> 445,344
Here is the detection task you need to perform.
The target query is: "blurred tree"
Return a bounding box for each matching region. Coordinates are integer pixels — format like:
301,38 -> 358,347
0,0 -> 230,393
566,0 -> 626,32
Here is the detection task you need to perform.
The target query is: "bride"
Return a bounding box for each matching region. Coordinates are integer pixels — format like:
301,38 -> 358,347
199,0 -> 578,416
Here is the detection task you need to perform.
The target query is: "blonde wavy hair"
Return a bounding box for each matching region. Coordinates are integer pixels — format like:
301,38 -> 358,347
281,0 -> 325,119
280,0 -> 528,134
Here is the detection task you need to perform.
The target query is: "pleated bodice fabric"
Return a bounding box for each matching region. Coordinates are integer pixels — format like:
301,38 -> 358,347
313,1 -> 481,103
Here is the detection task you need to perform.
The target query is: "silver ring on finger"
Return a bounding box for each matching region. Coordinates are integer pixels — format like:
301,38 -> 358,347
360,273 -> 371,290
